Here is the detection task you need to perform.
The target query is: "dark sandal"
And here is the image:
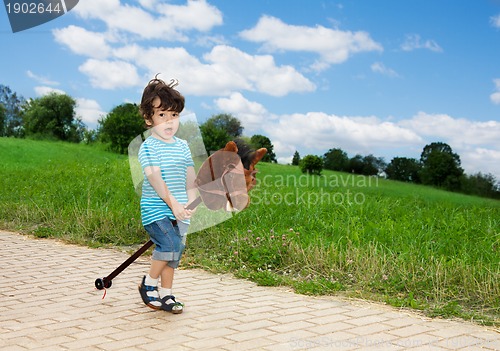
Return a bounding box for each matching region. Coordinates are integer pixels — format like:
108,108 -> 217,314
161,295 -> 184,314
138,276 -> 162,310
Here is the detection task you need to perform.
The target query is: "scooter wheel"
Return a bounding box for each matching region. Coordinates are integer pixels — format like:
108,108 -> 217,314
95,278 -> 105,290
95,277 -> 112,290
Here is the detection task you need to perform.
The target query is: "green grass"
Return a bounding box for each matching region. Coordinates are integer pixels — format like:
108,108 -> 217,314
0,138 -> 144,246
1,137 -> 499,326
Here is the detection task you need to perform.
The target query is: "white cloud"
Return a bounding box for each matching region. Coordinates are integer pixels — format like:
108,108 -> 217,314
399,112 -> 500,148
73,0 -> 121,18
195,34 -> 228,48
27,71 -> 59,86
138,0 -> 157,10
239,15 -> 383,71
156,0 -> 223,32
112,43 -> 143,61
53,25 -> 111,58
460,147 -> 500,177
491,92 -> 500,104
273,139 -> 296,164
78,59 -> 141,89
490,79 -> 500,104
401,34 -> 443,52
53,6 -> 314,96
34,86 -> 66,96
73,0 -> 169,40
113,44 -> 315,96
371,62 -> 400,78
266,112 -> 422,156
214,92 -> 270,132
490,14 -> 500,28
204,45 -> 316,96
73,0 -> 222,41
75,98 -> 105,129
116,45 -> 237,95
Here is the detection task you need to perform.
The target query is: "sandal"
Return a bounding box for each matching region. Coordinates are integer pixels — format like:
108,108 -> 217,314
161,295 -> 184,314
138,276 -> 162,310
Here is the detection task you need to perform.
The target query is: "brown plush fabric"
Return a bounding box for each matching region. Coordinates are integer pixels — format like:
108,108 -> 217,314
194,141 -> 266,211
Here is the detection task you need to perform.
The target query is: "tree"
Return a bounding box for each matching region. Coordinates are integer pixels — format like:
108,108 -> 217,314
348,154 -> 364,174
300,155 -> 323,175
0,104 -> 5,136
385,157 -> 421,183
82,129 -> 98,145
361,154 -> 380,175
0,85 -> 25,137
98,103 -> 144,154
292,151 -> 300,166
420,142 -> 463,190
347,154 -> 385,176
250,134 -> 276,162
22,92 -> 82,142
200,121 -> 231,154
460,172 -> 500,199
205,113 -> 242,137
323,148 -> 349,172
200,114 -> 243,154
177,119 -> 206,158
367,155 -> 386,175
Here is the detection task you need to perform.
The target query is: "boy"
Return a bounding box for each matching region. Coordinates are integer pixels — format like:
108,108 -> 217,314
137,76 -> 196,313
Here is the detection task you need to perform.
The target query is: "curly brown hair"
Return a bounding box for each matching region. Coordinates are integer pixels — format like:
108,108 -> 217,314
139,74 -> 185,126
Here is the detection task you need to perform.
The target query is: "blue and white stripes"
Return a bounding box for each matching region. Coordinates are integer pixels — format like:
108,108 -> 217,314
139,136 -> 194,226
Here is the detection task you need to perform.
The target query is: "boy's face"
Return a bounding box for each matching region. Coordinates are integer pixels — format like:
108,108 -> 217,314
147,97 -> 180,143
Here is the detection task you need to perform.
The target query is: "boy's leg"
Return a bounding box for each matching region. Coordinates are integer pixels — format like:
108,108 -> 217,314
149,260 -> 168,279
140,219 -> 186,313
138,259 -> 167,310
159,222 -> 188,304
160,265 -> 174,289
159,265 -> 183,314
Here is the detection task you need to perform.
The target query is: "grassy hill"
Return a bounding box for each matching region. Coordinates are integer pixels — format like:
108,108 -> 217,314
1,137 -> 498,325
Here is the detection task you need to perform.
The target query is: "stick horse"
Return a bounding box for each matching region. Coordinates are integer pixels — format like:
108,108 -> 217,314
95,139 -> 267,290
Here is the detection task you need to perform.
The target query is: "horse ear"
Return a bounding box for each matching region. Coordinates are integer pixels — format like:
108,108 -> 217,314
251,148 -> 267,167
224,141 -> 238,153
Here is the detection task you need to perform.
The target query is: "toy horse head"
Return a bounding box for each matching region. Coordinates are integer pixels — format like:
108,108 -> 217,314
231,139 -> 267,192
194,140 -> 267,211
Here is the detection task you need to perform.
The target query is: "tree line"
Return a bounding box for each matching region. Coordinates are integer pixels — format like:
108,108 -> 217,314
1,84 -> 497,199
295,144 -> 499,200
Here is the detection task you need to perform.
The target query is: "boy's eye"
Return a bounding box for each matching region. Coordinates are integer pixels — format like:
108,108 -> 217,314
158,112 -> 177,117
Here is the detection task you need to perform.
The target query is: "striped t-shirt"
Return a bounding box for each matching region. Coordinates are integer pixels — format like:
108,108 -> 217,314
139,136 -> 194,226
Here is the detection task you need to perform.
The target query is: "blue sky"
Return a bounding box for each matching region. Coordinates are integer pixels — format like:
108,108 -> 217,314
1,0 -> 500,179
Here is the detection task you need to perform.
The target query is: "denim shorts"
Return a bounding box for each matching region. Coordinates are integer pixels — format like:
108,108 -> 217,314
144,217 -> 188,269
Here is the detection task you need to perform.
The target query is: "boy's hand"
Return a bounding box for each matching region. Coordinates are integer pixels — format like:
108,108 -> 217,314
184,208 -> 195,219
171,201 -> 192,221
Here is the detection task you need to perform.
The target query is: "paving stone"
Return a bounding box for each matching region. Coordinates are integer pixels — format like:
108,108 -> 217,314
1,230 -> 499,351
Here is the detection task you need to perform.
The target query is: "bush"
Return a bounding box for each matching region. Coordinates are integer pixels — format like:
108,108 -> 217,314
97,103 -> 144,154
299,154 -> 323,175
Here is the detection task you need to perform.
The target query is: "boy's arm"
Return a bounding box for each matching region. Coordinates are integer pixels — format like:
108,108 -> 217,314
186,166 -> 197,205
144,165 -> 186,219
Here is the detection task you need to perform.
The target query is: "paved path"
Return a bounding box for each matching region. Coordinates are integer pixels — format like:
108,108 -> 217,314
0,230 -> 498,351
